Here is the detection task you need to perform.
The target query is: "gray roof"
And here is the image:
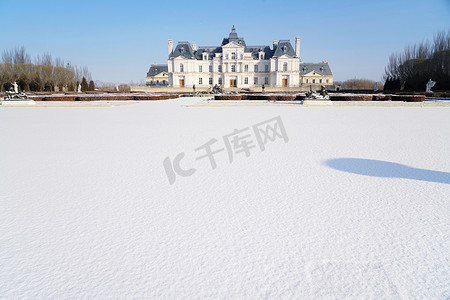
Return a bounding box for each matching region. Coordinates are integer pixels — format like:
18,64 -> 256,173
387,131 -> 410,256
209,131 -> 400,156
169,42 -> 195,59
147,64 -> 168,77
299,62 -> 333,75
169,27 -> 297,60
221,25 -> 247,46
272,40 -> 296,58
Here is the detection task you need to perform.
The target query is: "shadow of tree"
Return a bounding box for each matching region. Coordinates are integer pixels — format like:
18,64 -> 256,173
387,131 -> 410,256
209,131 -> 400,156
325,158 -> 450,184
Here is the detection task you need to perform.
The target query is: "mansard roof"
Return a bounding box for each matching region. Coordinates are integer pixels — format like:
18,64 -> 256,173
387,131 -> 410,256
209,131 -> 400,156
170,27 -> 297,60
221,25 -> 247,46
169,42 -> 195,59
272,40 -> 296,58
300,62 -> 333,75
194,47 -> 220,59
147,64 -> 168,77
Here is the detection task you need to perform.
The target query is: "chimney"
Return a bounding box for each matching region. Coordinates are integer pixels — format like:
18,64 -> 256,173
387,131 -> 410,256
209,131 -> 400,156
295,37 -> 300,59
273,40 -> 278,49
168,39 -> 173,55
192,41 -> 197,51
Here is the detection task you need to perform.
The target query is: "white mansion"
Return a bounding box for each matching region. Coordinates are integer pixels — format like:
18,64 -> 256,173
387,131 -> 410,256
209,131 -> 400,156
147,27 -> 333,89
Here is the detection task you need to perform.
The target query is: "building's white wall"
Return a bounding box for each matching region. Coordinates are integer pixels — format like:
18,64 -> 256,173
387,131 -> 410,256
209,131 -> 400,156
168,40 -> 308,88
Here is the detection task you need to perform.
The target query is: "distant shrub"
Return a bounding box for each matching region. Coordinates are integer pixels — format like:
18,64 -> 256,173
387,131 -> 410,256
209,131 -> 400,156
44,95 -> 77,101
391,95 -> 425,102
330,95 -> 372,101
372,95 -> 387,101
276,95 -> 296,101
246,94 -> 276,100
214,95 -> 242,100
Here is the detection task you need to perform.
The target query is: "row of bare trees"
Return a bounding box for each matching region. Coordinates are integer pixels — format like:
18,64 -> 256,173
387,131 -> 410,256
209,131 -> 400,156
384,30 -> 450,91
0,46 -> 94,92
336,79 -> 384,90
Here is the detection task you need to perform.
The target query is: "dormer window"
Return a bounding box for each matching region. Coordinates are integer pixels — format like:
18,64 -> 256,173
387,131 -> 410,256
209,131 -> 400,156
180,48 -> 185,54
281,46 -> 287,52
260,54 -> 264,59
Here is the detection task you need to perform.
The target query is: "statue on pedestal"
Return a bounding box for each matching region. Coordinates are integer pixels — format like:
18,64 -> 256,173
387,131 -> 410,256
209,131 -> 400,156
12,82 -> 19,93
426,79 -> 436,92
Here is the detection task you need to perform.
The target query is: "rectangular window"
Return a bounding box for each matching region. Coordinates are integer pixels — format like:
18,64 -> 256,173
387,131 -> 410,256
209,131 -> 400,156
265,65 -> 269,72
209,65 -> 212,72
218,78 -> 222,85
199,65 -> 202,72
225,54 -> 229,59
306,79 -> 308,83
260,54 -> 264,59
199,78 -> 202,84
218,65 -> 222,72
254,77 -> 258,84
209,77 -> 213,85
265,77 -> 269,84
254,65 -> 258,72
326,79 -> 329,83
312,79 -> 316,83
244,77 -> 248,84
244,65 -> 248,72
231,52 -> 236,59
231,65 -> 236,72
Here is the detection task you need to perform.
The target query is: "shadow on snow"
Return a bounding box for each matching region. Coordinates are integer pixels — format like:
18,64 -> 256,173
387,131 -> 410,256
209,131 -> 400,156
325,158 -> 450,184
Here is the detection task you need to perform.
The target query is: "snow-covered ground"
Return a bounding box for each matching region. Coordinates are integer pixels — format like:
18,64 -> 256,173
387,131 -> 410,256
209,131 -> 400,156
1,98 -> 449,298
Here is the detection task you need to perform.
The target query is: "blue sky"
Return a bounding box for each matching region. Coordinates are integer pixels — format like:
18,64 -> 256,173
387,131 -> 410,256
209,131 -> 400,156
0,0 -> 449,83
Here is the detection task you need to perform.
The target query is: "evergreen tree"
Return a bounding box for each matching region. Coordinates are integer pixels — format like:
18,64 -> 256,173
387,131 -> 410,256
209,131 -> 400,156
88,80 -> 95,91
384,77 -> 392,91
68,81 -> 75,92
81,76 -> 88,91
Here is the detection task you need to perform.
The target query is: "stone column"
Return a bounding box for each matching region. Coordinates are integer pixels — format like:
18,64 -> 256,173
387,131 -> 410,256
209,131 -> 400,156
295,37 -> 300,59
168,39 -> 173,55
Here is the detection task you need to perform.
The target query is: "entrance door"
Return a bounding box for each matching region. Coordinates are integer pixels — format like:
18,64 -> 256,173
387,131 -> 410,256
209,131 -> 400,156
230,79 -> 237,88
179,79 -> 185,87
282,79 -> 288,87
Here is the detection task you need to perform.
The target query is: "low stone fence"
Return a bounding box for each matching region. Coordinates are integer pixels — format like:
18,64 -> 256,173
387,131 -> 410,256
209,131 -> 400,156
28,93 -> 180,101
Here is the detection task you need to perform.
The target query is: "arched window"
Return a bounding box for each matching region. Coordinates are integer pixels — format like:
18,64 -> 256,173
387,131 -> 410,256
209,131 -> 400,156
283,63 -> 288,71
180,64 -> 184,72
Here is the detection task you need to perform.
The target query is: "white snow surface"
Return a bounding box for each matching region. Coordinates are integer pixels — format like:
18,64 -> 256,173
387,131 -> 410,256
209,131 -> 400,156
1,98 -> 449,298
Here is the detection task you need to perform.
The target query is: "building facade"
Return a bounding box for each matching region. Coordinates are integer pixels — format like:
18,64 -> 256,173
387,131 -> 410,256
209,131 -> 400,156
168,26 -> 303,88
146,63 -> 169,86
299,62 -> 333,86
145,27 -> 333,89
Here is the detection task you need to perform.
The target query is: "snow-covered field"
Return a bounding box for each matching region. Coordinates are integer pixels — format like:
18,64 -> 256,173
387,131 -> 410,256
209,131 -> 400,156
1,98 -> 449,298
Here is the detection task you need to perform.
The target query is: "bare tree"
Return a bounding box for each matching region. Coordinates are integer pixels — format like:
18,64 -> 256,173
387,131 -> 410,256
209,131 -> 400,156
1,46 -> 94,92
384,29 -> 450,90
